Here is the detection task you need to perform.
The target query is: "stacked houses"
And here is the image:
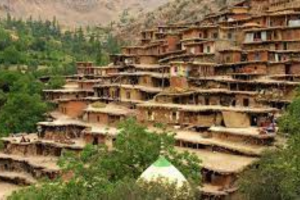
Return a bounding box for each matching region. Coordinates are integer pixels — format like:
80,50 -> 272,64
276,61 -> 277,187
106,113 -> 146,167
1,0 -> 300,199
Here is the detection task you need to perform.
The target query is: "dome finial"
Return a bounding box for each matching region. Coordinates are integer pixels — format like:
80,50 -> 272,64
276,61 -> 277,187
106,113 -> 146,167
160,139 -> 165,156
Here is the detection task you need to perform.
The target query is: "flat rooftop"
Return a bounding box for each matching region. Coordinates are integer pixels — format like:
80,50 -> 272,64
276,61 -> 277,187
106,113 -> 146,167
176,147 -> 257,174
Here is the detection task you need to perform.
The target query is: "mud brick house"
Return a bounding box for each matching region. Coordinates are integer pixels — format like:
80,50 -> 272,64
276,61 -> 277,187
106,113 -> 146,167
83,103 -> 136,126
4,0 -> 300,199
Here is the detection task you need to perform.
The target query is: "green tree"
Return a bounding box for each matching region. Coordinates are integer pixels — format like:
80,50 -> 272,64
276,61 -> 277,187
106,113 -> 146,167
1,46 -> 21,64
46,76 -> 65,89
0,93 -> 48,135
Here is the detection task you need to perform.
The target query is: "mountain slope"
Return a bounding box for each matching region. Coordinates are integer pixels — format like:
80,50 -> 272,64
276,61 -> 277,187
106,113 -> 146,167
0,0 -> 171,28
116,0 -> 238,43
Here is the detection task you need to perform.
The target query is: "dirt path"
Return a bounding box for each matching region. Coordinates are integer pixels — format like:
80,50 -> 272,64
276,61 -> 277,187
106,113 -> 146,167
0,182 -> 20,200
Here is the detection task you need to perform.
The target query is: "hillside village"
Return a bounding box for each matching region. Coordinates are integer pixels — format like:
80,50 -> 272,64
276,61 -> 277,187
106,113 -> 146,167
1,0 -> 300,199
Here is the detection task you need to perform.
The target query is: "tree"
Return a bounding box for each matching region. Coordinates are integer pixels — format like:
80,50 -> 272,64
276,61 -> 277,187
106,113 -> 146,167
0,71 -> 47,136
1,46 -> 21,65
9,119 -> 202,199
46,76 -> 65,89
0,93 -> 48,135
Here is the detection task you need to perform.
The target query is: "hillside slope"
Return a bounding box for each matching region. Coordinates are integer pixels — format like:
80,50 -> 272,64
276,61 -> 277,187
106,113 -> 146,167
0,0 -> 170,28
116,0 -> 238,43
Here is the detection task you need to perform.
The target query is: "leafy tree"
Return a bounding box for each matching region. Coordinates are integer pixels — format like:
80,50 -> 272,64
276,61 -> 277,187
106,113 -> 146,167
1,46 -> 21,65
278,95 -> 300,137
0,71 -> 47,136
0,93 -> 48,135
46,76 -> 66,89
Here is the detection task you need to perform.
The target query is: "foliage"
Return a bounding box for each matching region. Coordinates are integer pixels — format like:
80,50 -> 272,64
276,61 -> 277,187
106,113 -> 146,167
0,14 -> 122,71
9,118 -> 202,199
239,96 -> 300,200
0,71 -> 48,136
278,96 -> 300,136
46,76 -> 66,89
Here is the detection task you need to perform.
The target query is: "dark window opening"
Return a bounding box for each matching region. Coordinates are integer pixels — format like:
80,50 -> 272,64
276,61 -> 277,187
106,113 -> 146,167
251,115 -> 258,126
243,99 -> 250,107
205,97 -> 210,105
283,42 -> 288,50
285,64 -> 292,74
93,137 -> 99,145
126,91 -> 131,99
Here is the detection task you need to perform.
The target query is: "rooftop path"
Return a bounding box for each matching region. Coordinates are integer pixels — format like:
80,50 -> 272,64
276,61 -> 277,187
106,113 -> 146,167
192,76 -> 300,86
175,130 -> 270,156
209,126 -> 276,139
137,102 -> 278,113
176,147 -> 257,174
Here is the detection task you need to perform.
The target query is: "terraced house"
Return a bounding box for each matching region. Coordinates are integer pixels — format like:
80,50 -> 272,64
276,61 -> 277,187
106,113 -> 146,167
2,0 -> 300,199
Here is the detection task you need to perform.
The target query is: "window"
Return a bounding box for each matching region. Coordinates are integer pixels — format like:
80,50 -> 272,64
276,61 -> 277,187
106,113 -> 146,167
147,111 -> 154,121
226,56 -> 231,63
205,97 -> 210,105
204,30 -> 208,38
228,32 -> 232,39
171,111 -> 179,121
283,42 -> 288,50
126,91 -> 131,99
174,66 -> 178,73
255,52 -> 261,61
243,99 -> 250,107
97,116 -> 100,122
254,32 -> 261,41
206,46 -> 211,53
213,32 -> 218,39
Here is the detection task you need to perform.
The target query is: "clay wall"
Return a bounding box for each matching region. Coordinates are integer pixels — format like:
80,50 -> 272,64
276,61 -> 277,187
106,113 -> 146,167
235,63 -> 267,74
182,29 -> 201,39
138,108 -> 179,124
42,126 -> 85,140
87,112 -> 109,124
247,51 -> 268,61
283,29 -> 300,40
235,94 -> 257,107
166,35 -> 180,52
84,134 -> 108,146
58,100 -> 88,118
79,82 -> 95,90
170,77 -> 189,89
290,63 -> 300,74
140,56 -> 158,64
139,76 -> 154,87
189,65 -> 215,77
222,111 -> 251,128
194,54 -> 215,63
120,88 -> 142,101
218,51 -> 242,63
